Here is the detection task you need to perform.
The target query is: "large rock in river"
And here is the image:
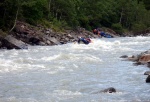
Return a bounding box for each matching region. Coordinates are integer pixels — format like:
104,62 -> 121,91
92,87 -> 116,94
1,35 -> 28,49
138,54 -> 150,64
146,75 -> 150,83
144,71 -> 150,75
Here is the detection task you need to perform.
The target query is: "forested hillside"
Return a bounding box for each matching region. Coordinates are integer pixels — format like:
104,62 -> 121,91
0,0 -> 149,35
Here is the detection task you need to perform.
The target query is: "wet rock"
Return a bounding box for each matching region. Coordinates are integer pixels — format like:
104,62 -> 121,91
15,22 -> 26,33
147,62 -> 150,68
45,31 -> 50,34
67,34 -> 74,39
60,41 -> 65,44
126,50 -> 150,67
102,87 -> 116,93
46,40 -> 51,45
2,35 -> 28,49
120,55 -> 128,58
142,50 -> 150,55
0,41 -> 2,47
127,55 -> 139,62
39,41 -> 46,46
138,54 -> 150,64
29,37 -> 40,45
144,71 -> 150,75
133,62 -> 143,66
93,87 -> 116,94
43,35 -> 60,45
146,75 -> 150,83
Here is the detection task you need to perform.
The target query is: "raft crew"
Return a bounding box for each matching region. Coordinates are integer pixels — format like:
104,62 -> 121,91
78,37 -> 92,44
93,28 -> 113,38
100,31 -> 113,38
93,29 -> 98,34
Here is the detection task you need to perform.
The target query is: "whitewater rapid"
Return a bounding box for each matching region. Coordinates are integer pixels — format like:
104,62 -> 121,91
0,36 -> 150,102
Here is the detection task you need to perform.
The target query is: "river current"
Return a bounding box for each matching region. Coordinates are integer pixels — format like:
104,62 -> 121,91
0,37 -> 150,102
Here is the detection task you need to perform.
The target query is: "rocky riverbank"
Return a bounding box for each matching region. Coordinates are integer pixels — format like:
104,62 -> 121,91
120,49 -> 150,83
0,21 -> 121,49
1,21 -> 150,49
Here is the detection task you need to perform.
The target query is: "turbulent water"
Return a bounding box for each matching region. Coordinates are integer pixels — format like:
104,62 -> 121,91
0,36 -> 150,102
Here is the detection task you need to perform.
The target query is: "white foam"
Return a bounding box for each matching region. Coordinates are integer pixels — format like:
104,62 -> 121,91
53,90 -> 82,96
1,37 -> 150,101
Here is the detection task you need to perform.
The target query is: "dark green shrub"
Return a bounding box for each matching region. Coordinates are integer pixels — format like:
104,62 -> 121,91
131,23 -> 147,33
111,23 -> 123,34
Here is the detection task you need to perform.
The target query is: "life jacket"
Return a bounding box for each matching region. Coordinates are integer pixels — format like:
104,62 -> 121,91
78,37 -> 91,44
100,31 -> 105,36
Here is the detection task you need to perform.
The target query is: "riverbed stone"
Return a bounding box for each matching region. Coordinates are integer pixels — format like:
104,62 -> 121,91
93,87 -> 117,94
138,54 -> 150,64
144,71 -> 150,75
102,87 -> 116,93
133,62 -> 143,66
127,55 -> 139,62
29,37 -> 40,45
3,35 -> 28,49
147,62 -> 150,68
120,55 -> 128,58
146,75 -> 150,83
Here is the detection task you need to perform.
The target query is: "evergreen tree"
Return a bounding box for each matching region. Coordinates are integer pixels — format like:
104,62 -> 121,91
0,0 -> 149,33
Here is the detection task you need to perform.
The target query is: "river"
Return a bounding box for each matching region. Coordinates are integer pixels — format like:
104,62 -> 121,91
0,36 -> 150,102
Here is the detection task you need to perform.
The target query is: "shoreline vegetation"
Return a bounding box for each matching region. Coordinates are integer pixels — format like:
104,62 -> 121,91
0,0 -> 149,49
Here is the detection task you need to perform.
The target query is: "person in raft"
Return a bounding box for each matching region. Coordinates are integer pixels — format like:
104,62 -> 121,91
93,28 -> 113,38
78,37 -> 92,44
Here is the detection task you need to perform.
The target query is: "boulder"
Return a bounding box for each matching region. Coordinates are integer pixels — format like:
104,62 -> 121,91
146,75 -> 150,83
142,50 -> 150,55
120,55 -> 128,58
133,62 -> 143,66
144,71 -> 150,75
147,62 -> 150,68
2,35 -> 28,49
43,35 -> 60,45
92,87 -> 116,94
127,55 -> 139,62
138,54 -> 150,64
29,37 -> 40,45
102,87 -> 116,93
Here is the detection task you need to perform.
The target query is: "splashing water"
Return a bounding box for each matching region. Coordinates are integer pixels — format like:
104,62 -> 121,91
0,36 -> 150,102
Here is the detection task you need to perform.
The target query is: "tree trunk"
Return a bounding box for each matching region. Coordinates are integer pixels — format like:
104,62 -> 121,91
119,7 -> 123,24
48,0 -> 51,19
9,7 -> 19,32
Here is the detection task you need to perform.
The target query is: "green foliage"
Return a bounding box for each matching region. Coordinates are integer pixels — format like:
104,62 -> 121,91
52,18 -> 68,31
131,23 -> 147,33
0,0 -> 19,30
22,0 -> 47,25
39,18 -> 68,32
39,19 -> 52,28
111,23 -> 123,34
143,0 -> 150,10
0,0 -> 149,33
